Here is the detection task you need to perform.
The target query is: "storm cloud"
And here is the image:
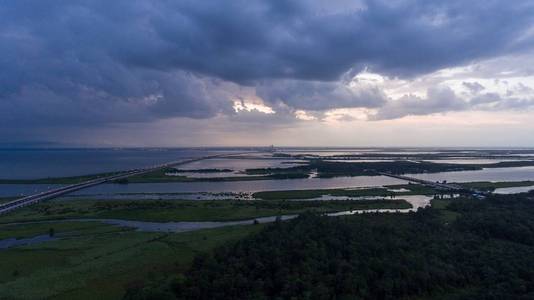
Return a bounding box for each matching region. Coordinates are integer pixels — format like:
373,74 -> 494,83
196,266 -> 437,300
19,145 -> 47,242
371,86 -> 469,120
1,0 -> 534,144
256,79 -> 387,111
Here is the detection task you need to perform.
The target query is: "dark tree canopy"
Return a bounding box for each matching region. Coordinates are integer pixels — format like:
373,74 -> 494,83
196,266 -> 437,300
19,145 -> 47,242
126,193 -> 534,300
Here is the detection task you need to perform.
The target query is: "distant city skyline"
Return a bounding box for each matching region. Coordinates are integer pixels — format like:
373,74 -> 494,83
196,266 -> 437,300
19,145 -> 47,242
2,0 -> 534,147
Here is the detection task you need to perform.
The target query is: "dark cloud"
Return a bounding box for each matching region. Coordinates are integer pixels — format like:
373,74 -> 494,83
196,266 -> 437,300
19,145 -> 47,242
470,93 -> 534,110
371,87 -> 469,120
125,0 -> 534,81
1,0 -> 534,143
256,80 -> 386,111
462,82 -> 485,94
372,88 -> 534,120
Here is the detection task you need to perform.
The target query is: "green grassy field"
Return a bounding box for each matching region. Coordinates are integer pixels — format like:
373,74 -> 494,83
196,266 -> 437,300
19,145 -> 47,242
123,168 -> 308,183
429,198 -> 462,223
0,196 -> 410,299
0,198 -> 412,224
457,180 -> 534,191
252,184 -> 437,200
385,183 -> 438,194
0,190 -> 462,299
0,221 -> 264,299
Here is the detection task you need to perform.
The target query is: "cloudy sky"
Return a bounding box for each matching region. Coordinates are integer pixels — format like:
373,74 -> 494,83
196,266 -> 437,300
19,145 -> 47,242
2,0 -> 534,147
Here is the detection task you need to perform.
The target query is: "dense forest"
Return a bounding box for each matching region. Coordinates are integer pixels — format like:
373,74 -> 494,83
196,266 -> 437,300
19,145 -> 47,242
125,193 -> 534,299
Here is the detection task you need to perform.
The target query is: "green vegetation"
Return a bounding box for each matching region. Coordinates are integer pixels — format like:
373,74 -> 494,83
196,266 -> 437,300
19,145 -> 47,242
245,165 -> 310,176
0,221 -> 263,299
3,159 -> 505,186
5,187 -> 534,299
121,168 -> 308,183
385,183 -> 438,194
0,198 -> 411,224
253,184 -> 437,200
272,153 -> 292,158
172,168 -> 233,173
313,160 -> 480,177
478,160 -> 534,168
0,196 -> 410,299
429,198 -> 461,223
246,160 -> 481,178
247,159 -> 534,179
253,188 -> 392,200
154,193 -> 534,299
0,221 -> 112,240
458,180 -> 534,191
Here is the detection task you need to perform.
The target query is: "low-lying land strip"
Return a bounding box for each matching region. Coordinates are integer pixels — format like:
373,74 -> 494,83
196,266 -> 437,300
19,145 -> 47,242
457,180 -> 534,191
119,168 -> 309,183
248,159 -> 534,178
0,198 -> 411,224
252,184 -> 437,200
4,159 -> 534,185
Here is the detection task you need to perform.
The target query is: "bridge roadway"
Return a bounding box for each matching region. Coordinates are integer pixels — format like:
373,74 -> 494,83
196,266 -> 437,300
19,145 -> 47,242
378,172 -> 489,197
0,153 -> 252,215
378,172 -> 464,191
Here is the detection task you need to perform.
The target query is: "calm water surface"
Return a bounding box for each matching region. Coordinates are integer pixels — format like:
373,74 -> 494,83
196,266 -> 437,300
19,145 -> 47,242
0,176 -> 407,197
5,148 -> 534,198
73,176 -> 407,196
5,167 -> 534,197
407,166 -> 534,183
494,185 -> 534,194
0,148 -> 235,179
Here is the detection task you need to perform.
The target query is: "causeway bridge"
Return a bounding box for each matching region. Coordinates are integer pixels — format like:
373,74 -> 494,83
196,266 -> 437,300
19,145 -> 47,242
378,172 -> 464,191
378,172 -> 489,198
0,152 -> 253,215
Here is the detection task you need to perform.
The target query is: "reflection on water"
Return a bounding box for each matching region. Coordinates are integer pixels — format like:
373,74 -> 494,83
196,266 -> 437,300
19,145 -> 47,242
323,159 -> 395,163
0,176 -> 406,198
494,185 -> 534,194
6,166 -> 534,198
175,158 -> 306,172
407,166 -> 534,183
289,195 -> 431,211
70,176 -> 407,196
0,184 -> 64,197
165,171 -> 264,179
0,148 -> 229,179
423,159 -> 528,164
4,147 -> 534,181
